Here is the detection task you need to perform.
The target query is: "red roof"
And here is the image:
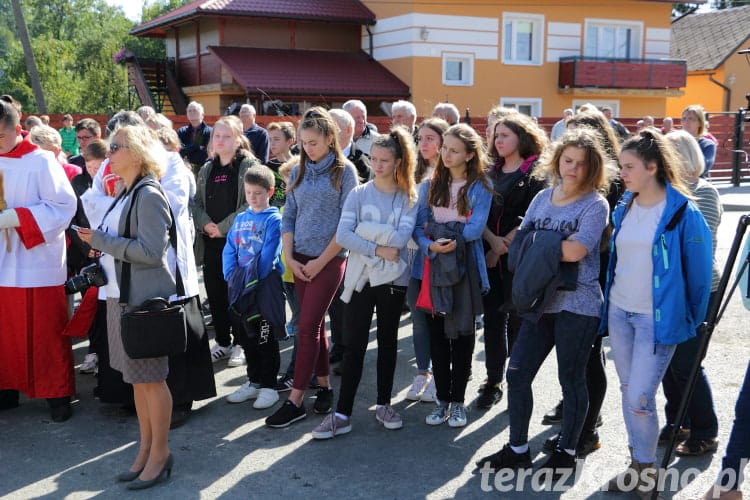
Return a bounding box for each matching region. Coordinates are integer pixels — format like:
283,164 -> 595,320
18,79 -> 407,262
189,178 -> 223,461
132,0 -> 376,37
208,46 -> 410,100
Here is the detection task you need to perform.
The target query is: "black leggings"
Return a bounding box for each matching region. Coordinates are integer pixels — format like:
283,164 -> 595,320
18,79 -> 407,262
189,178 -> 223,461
203,238 -> 233,347
336,284 -> 406,417
482,269 -> 521,385
427,315 -> 475,404
583,335 -> 606,434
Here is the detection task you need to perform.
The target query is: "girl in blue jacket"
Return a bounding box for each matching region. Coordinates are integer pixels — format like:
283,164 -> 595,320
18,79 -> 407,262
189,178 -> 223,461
603,129 -> 712,497
413,123 -> 492,428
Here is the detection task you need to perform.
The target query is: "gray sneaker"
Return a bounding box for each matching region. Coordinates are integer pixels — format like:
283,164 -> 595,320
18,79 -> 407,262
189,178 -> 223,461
375,405 -> 403,430
425,402 -> 450,426
448,403 -> 468,428
311,413 -> 351,440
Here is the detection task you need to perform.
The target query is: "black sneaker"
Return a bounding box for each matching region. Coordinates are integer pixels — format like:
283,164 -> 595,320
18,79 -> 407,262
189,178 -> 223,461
265,400 -> 306,428
475,384 -> 503,409
275,375 -> 293,392
475,444 -> 532,471
313,387 -> 333,414
543,431 -> 601,456
538,449 -> 577,479
658,424 -> 691,444
541,400 -> 563,425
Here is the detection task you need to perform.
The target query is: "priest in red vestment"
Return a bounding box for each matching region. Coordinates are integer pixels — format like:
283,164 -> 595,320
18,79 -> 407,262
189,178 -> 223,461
0,99 -> 78,421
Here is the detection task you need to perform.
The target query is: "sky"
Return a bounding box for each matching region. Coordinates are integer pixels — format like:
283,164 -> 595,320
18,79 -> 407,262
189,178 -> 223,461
105,0 -> 143,22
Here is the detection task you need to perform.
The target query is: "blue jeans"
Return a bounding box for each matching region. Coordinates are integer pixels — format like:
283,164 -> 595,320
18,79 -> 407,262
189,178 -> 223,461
507,311 -> 599,451
719,360 -> 750,490
608,304 -> 676,464
407,278 -> 431,373
661,291 -> 718,440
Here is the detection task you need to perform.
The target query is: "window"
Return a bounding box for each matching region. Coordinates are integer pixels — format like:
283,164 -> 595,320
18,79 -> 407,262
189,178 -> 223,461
584,19 -> 642,59
442,53 -> 473,86
500,98 -> 542,117
502,13 -> 544,65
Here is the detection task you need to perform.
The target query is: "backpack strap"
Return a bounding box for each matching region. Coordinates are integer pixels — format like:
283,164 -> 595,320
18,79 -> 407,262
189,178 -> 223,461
665,201 -> 689,231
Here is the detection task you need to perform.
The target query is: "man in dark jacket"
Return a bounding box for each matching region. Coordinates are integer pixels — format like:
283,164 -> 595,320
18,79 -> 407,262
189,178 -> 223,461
178,101 -> 212,175
239,104 -> 270,163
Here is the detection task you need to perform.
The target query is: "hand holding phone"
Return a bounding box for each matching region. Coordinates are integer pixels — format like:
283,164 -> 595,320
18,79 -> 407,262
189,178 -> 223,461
436,238 -> 453,244
70,224 -> 83,232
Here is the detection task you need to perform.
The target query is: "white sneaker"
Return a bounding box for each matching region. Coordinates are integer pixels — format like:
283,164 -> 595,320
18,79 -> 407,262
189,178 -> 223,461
425,402 -> 450,426
420,377 -> 437,403
448,403 -> 468,428
227,344 -> 246,367
253,388 -> 279,409
406,374 -> 430,401
227,382 -> 260,403
210,344 -> 231,363
79,353 -> 98,374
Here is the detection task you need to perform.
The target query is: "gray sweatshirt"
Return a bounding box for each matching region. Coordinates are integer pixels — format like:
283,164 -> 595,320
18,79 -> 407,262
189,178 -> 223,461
336,182 -> 419,286
281,153 -> 359,257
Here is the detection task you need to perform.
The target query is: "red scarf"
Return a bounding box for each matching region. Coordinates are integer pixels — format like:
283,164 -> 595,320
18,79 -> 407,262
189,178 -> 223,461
0,136 -> 38,159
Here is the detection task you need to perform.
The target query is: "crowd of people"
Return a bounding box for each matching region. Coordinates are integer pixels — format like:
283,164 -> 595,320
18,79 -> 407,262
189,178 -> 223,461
0,92 -> 746,498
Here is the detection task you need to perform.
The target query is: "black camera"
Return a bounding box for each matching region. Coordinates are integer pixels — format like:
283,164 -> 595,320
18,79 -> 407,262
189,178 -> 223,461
64,262 -> 108,295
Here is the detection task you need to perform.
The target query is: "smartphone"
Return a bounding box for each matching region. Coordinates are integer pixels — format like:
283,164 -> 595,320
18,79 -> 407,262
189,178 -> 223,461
436,238 -> 453,244
70,224 -> 83,231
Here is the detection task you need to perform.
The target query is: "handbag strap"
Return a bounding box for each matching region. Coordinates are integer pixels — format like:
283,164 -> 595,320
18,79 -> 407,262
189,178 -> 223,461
119,178 -> 185,304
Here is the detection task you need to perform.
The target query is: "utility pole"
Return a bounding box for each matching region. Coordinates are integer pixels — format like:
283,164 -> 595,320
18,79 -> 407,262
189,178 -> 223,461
11,0 -> 47,113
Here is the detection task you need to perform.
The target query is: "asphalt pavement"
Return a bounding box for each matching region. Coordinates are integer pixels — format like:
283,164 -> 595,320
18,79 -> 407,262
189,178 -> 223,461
1,184 -> 749,499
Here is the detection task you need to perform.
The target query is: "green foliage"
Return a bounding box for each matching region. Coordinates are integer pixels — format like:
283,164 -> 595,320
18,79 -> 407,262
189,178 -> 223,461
0,0 -> 193,114
672,3 -> 696,17
711,0 -> 747,8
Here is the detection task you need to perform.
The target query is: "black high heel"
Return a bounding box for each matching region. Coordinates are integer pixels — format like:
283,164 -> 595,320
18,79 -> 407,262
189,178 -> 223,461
126,454 -> 173,490
116,467 -> 144,482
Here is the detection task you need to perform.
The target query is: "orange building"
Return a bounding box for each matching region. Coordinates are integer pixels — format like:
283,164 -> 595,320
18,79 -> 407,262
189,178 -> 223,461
667,5 -> 750,116
361,0 -> 695,119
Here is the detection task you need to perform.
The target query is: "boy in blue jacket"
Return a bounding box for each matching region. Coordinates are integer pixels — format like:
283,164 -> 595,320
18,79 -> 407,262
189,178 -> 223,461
222,166 -> 284,410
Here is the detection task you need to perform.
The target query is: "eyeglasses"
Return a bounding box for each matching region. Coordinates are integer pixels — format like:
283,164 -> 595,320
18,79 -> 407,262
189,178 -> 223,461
76,134 -> 94,141
109,142 -> 128,154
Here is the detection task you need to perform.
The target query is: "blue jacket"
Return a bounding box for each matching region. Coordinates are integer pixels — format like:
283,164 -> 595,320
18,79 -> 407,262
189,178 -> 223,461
600,183 -> 712,345
223,206 -> 283,282
412,179 -> 492,293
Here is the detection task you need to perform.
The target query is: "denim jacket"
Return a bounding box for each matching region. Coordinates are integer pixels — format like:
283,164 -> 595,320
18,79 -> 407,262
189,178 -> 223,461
411,179 -> 492,293
600,183 -> 712,345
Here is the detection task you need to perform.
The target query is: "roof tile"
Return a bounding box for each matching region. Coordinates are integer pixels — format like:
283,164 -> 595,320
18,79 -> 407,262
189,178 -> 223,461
208,46 -> 409,99
133,0 -> 376,36
671,5 -> 750,71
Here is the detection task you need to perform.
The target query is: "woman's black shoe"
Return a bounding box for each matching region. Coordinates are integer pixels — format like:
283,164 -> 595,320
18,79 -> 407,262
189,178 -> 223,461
538,449 -> 578,479
541,400 -> 563,425
543,431 -> 601,456
116,467 -> 144,482
475,384 -> 503,409
475,444 -> 532,471
127,454 -> 173,490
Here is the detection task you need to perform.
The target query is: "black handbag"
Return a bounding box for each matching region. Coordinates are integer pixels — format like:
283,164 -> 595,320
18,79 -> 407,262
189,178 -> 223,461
118,180 -> 188,359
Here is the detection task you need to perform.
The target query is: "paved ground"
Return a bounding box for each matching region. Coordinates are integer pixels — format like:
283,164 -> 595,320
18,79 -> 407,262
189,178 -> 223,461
1,185 -> 749,499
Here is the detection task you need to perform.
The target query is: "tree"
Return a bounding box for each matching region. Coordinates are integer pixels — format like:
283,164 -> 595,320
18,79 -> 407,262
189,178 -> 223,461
11,0 -> 46,113
711,0 -> 745,7
672,3 -> 697,17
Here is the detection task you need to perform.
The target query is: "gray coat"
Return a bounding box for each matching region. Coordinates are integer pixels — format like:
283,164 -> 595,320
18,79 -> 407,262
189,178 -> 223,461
90,175 -> 176,307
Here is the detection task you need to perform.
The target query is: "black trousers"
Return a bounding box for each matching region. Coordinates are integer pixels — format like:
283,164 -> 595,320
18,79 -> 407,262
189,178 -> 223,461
582,334 -> 606,434
328,285 -> 346,358
203,238 -> 233,347
427,315 -> 475,404
482,268 -> 521,385
235,318 -> 280,389
336,284 -> 406,417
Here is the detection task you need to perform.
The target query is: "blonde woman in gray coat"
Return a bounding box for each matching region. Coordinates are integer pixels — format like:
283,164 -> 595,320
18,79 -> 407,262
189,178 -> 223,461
78,125 -> 175,490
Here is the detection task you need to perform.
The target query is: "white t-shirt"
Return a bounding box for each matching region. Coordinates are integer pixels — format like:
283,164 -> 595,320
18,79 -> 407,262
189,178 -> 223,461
609,198 -> 666,314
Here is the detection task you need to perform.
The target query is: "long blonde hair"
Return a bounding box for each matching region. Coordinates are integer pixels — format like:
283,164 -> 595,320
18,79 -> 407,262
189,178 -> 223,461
372,127 -> 418,206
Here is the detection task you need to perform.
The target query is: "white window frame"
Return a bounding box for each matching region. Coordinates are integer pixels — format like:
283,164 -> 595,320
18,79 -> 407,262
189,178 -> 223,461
442,52 -> 474,86
583,18 -> 643,59
500,97 -> 542,117
501,12 -> 544,66
572,99 -> 620,117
